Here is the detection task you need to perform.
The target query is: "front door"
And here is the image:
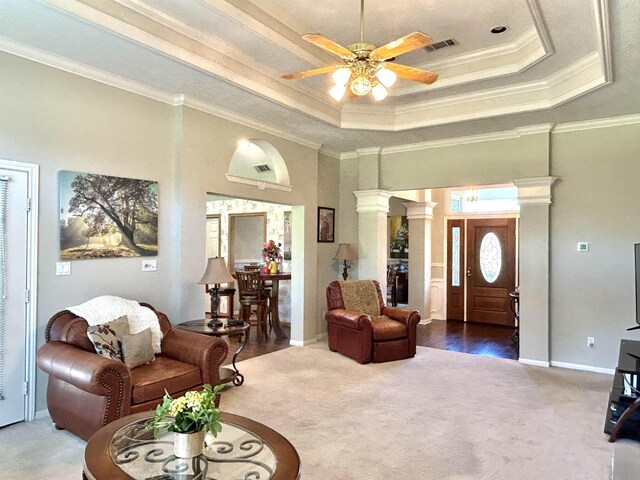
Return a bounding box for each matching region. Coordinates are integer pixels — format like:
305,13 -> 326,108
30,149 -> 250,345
0,170 -> 29,427
466,218 -> 516,326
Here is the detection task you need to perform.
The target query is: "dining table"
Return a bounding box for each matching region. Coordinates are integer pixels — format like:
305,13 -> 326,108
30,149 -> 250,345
234,270 -> 291,339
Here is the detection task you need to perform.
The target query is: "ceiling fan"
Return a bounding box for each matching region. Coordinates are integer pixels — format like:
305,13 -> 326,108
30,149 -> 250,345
282,0 -> 439,102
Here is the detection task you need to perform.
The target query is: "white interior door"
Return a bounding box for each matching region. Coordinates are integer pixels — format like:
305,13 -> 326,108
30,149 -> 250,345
0,169 -> 28,427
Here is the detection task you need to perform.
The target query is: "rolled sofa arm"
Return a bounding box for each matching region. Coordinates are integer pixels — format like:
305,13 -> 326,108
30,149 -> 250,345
382,306 -> 421,327
325,309 -> 373,331
161,328 -> 229,386
37,341 -> 131,397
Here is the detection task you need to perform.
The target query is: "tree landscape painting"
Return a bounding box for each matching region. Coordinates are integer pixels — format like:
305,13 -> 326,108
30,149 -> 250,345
59,171 -> 158,259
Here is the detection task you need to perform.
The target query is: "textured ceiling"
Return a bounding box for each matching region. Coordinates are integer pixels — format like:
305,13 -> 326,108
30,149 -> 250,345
0,0 -> 637,153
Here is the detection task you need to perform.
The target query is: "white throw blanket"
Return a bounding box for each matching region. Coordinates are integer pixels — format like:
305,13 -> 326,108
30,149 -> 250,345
68,295 -> 163,353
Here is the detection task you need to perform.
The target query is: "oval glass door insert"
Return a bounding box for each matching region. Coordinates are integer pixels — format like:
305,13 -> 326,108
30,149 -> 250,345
479,232 -> 502,283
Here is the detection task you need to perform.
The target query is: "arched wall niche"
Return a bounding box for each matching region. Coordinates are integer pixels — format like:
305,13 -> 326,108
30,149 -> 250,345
226,139 -> 292,191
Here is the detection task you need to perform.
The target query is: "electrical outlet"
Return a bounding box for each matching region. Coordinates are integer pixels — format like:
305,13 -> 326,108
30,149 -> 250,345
587,337 -> 595,348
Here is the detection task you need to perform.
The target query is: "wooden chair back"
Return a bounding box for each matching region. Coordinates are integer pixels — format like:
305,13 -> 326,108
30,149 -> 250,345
236,270 -> 265,299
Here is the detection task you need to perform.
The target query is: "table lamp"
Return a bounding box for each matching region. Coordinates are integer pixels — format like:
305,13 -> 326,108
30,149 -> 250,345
198,257 -> 236,328
333,243 -> 358,281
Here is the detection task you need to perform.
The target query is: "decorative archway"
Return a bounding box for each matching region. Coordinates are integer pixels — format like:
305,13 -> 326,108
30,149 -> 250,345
226,139 -> 292,191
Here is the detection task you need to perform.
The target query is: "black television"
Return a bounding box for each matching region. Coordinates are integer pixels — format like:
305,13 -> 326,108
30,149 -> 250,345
630,244 -> 640,331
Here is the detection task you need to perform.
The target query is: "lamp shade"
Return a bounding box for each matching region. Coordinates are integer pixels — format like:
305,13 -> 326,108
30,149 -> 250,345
333,243 -> 358,261
198,257 -> 235,285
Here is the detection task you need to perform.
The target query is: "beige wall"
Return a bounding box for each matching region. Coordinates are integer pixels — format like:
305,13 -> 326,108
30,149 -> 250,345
550,124 -> 640,368
316,153 -> 341,333
339,157 -> 359,278
431,188 -> 446,279
337,127 -> 640,369
0,53 -> 322,411
382,133 -> 550,190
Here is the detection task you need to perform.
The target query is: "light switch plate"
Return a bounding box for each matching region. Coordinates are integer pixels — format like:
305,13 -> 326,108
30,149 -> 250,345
142,259 -> 157,272
577,242 -> 589,252
56,261 -> 71,276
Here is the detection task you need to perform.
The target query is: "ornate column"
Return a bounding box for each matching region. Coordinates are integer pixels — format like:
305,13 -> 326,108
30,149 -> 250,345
404,201 -> 437,322
513,176 -> 557,366
353,190 -> 392,283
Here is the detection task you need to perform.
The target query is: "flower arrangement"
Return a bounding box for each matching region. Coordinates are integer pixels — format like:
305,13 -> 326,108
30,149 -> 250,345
261,239 -> 282,263
148,384 -> 224,438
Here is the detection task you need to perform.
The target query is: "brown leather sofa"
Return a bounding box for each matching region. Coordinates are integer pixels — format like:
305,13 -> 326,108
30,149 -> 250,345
325,280 -> 421,364
36,303 -> 228,440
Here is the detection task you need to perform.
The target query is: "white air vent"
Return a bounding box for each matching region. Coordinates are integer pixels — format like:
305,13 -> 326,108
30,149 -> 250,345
424,38 -> 458,52
254,164 -> 271,173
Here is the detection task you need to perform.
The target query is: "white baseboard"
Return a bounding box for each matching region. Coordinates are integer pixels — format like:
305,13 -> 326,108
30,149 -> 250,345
34,409 -> 50,421
519,358 -> 550,367
550,361 -> 614,375
290,338 -> 317,346
419,319 -> 433,325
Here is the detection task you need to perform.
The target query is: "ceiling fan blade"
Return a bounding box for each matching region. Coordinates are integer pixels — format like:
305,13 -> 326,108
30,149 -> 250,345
384,63 -> 439,85
282,65 -> 340,80
371,32 -> 433,61
302,34 -> 355,59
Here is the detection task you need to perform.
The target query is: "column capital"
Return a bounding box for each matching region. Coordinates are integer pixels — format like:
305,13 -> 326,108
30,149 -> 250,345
403,201 -> 438,220
513,176 -> 558,206
354,190 -> 392,213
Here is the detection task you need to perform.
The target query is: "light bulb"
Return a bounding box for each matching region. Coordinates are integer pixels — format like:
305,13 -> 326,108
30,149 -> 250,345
376,68 -> 397,88
350,76 -> 372,96
329,84 -> 347,101
332,67 -> 351,86
372,83 -> 388,101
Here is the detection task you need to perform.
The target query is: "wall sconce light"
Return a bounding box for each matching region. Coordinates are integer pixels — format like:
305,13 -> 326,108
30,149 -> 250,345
333,243 -> 358,281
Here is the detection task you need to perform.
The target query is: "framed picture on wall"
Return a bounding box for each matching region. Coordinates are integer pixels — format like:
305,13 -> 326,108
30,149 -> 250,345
317,207 -> 335,243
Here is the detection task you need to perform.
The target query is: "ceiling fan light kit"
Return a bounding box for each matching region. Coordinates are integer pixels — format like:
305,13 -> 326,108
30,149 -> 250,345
282,0 -> 439,102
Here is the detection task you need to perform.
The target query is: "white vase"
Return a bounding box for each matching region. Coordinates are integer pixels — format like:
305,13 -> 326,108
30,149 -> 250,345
173,430 -> 205,458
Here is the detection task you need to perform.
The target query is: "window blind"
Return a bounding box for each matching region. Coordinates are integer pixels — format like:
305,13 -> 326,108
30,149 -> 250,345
0,177 -> 8,400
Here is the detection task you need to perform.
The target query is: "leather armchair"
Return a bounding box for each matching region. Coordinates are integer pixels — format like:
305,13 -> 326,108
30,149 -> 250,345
36,303 -> 228,440
325,280 -> 421,364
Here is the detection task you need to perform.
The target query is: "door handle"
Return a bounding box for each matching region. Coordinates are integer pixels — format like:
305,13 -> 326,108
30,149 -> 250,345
466,267 -> 472,277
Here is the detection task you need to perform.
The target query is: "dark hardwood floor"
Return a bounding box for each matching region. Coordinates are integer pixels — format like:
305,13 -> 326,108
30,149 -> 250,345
220,318 -> 518,365
417,319 -> 518,360
221,323 -> 291,366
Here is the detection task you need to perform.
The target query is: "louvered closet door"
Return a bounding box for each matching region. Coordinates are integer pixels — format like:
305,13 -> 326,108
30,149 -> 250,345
0,170 -> 28,427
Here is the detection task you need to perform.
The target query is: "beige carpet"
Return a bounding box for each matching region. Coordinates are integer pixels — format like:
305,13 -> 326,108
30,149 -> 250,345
0,343 -> 615,479
221,343 -> 613,480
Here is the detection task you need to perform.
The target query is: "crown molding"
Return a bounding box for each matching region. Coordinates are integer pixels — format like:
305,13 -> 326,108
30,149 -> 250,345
552,113 -> 640,133
341,51 -> 607,131
355,147 -> 383,157
517,124 -> 554,135
318,148 -> 342,160
0,35 -> 179,105
593,0 -> 613,81
114,0 -> 328,104
43,0 -> 340,126
0,36 -> 321,151
381,130 -> 521,155
396,24 -> 550,96
340,152 -> 359,161
181,96 -> 321,150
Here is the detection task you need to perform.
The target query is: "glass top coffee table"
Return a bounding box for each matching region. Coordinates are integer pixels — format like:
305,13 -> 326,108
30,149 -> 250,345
83,411 -> 300,480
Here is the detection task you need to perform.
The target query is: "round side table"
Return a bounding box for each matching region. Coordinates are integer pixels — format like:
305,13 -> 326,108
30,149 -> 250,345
177,319 -> 249,386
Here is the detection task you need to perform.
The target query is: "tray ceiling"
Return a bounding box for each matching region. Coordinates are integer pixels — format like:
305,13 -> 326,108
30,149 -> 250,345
0,0 -> 636,153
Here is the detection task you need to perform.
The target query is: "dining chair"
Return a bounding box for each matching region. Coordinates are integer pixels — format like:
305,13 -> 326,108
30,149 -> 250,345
236,270 -> 270,340
386,264 -> 399,307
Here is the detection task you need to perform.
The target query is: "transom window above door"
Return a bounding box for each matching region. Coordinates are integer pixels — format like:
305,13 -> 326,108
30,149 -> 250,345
448,185 -> 519,214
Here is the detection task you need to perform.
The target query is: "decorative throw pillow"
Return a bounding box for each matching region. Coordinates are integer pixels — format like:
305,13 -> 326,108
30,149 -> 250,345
87,315 -> 130,361
119,328 -> 155,369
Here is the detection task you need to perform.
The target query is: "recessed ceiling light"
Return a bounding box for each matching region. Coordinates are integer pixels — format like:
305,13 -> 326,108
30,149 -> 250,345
490,25 -> 508,34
